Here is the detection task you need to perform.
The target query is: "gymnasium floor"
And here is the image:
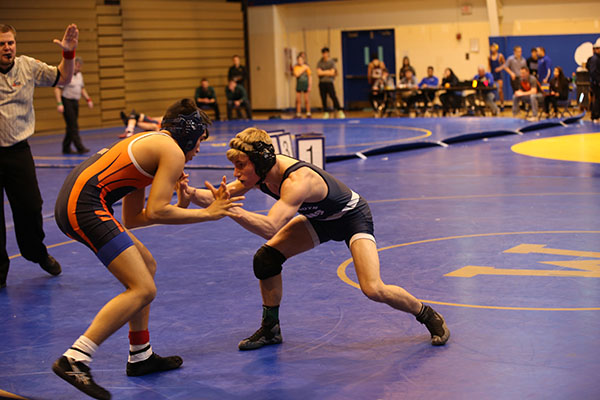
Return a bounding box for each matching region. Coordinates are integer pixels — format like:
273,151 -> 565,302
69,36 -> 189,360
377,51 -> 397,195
1,115 -> 599,400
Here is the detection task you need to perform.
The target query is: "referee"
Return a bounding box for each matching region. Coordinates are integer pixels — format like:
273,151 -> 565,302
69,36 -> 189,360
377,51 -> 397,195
0,23 -> 79,288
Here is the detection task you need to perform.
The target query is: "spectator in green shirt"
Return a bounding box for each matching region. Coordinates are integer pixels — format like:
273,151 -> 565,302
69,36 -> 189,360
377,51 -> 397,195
195,78 -> 220,121
225,79 -> 252,120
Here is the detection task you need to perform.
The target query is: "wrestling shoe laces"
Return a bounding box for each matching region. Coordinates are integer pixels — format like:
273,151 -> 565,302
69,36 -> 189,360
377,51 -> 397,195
238,323 -> 282,351
52,356 -> 111,400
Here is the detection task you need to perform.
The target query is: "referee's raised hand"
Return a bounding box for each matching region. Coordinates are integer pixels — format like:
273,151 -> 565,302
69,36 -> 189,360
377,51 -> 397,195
53,24 -> 79,51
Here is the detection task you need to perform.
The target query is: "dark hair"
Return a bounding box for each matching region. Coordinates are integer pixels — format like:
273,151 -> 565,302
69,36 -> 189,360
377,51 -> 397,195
513,45 -> 522,51
370,53 -> 378,61
201,78 -> 208,82
163,98 -> 207,128
555,66 -> 567,84
427,66 -> 434,70
321,47 -> 329,54
0,24 -> 16,38
520,66 -> 530,72
531,48 -> 537,53
403,56 -> 410,65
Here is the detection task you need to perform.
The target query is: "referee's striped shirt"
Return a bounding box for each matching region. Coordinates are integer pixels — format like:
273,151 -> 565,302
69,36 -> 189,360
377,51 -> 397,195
0,55 -> 59,147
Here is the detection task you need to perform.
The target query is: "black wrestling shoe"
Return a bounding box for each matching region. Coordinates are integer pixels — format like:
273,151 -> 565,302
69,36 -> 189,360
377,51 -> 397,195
416,305 -> 450,346
238,323 -> 282,351
126,352 -> 183,377
77,147 -> 91,154
52,356 -> 111,400
119,111 -> 128,126
39,255 -> 61,276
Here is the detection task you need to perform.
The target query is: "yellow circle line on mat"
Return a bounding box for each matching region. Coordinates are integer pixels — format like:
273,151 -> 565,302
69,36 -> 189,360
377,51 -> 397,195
337,230 -> 600,311
511,133 -> 600,163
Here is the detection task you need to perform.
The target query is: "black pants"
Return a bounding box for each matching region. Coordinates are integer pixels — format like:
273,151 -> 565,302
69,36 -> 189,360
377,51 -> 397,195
0,141 -> 49,281
318,82 -> 341,112
591,83 -> 600,120
440,92 -> 462,115
227,100 -> 252,120
197,102 -> 220,121
62,97 -> 86,153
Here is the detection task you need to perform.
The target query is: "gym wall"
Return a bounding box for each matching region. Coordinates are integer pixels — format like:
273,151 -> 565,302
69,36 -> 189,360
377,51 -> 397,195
248,0 -> 600,110
1,0 -> 243,134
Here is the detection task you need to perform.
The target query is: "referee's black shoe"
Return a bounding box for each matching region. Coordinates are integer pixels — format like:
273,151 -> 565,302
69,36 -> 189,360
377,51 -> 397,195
416,305 -> 450,346
39,255 -> 61,276
52,356 -> 111,400
238,323 -> 282,350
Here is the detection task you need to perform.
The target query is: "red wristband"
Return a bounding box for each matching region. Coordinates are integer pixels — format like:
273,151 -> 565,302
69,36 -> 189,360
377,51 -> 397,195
62,49 -> 75,59
86,98 -> 92,102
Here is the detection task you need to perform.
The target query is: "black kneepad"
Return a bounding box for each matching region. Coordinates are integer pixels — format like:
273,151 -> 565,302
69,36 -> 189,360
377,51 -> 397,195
253,244 -> 286,280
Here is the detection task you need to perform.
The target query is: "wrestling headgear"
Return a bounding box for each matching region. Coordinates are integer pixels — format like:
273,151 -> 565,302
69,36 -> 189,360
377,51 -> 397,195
162,110 -> 209,153
241,140 -> 276,183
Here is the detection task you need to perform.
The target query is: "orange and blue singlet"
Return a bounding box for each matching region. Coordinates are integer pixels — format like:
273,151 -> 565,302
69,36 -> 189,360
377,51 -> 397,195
55,132 -> 168,266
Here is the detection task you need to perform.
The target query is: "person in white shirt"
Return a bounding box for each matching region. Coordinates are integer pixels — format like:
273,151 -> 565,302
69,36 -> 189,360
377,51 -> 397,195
54,56 -> 92,154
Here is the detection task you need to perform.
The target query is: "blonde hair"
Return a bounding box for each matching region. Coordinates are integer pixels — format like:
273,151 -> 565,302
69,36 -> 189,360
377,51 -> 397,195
226,127 -> 273,161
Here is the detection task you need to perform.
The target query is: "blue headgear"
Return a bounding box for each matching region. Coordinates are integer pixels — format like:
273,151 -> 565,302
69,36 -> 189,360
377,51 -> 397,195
241,141 -> 276,183
162,111 -> 209,153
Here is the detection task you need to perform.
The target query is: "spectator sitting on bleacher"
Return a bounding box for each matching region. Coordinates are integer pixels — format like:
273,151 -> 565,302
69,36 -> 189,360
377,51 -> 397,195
512,66 -> 543,120
537,47 -> 553,84
417,66 -> 439,111
195,78 -> 220,121
398,68 -> 419,114
544,66 -> 569,117
225,79 -> 252,120
467,65 -> 499,116
440,67 -> 462,116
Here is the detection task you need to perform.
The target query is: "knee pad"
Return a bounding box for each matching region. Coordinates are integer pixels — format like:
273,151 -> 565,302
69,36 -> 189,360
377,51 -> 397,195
253,244 -> 286,280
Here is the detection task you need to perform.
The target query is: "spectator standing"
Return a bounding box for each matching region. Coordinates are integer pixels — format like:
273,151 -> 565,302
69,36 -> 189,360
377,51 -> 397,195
489,43 -> 506,111
0,23 -> 78,288
54,56 -> 92,154
537,47 -> 553,84
588,39 -> 600,123
527,47 -> 539,78
399,56 -> 416,80
544,66 -> 569,116
293,52 -> 312,118
370,68 -> 388,117
225,79 -> 252,120
503,45 -> 527,92
316,47 -> 344,119
367,54 -> 386,85
195,78 -> 221,121
512,66 -> 543,120
228,55 -> 247,89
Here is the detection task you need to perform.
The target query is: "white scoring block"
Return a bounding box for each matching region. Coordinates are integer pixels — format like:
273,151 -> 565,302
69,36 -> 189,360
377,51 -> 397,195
296,133 -> 325,169
270,132 -> 294,157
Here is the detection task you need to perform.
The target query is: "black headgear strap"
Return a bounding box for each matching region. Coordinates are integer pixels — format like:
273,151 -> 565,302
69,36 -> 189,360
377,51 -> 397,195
162,111 -> 209,153
241,141 -> 276,183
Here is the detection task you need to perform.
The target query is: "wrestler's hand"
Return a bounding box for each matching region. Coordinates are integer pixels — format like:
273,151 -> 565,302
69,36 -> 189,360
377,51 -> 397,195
205,176 -> 231,200
53,24 -> 79,51
176,173 -> 192,208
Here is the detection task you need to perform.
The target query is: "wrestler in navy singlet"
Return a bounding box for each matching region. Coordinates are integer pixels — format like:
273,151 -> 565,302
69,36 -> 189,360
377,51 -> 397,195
260,159 -> 374,246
